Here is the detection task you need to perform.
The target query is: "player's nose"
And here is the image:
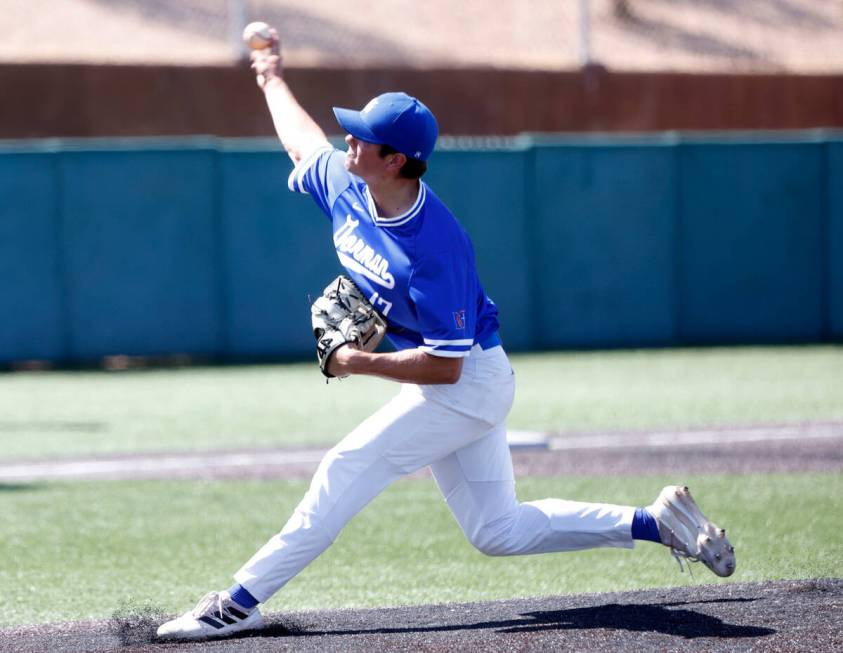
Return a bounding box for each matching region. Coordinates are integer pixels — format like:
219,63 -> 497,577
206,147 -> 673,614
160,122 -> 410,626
344,134 -> 355,147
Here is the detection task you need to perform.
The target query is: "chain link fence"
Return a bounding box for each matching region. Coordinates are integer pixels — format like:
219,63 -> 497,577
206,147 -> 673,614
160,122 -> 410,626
0,0 -> 841,72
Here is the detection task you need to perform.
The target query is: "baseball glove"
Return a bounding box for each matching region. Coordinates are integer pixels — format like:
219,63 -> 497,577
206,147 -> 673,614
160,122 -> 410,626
311,275 -> 387,378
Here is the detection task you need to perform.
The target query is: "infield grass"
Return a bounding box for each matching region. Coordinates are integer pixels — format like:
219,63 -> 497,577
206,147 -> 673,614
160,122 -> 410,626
1,345 -> 841,459
1,472 -> 840,626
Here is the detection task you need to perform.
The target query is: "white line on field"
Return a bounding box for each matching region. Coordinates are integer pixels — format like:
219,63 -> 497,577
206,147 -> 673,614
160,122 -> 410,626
545,423 -> 843,451
0,450 -> 328,481
0,423 -> 839,482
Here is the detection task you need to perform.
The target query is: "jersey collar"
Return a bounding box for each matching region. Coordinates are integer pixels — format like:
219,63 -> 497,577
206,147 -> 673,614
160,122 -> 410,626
365,183 -> 426,228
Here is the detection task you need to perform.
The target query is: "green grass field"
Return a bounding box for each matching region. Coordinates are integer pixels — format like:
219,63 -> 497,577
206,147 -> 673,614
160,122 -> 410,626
1,345 -> 841,627
2,473 -> 841,626
1,346 -> 841,459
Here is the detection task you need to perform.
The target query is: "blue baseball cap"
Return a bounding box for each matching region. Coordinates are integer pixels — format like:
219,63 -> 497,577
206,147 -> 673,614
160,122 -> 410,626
333,92 -> 439,162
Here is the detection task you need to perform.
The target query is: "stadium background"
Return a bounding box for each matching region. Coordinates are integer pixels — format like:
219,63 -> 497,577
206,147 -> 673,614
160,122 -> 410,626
2,0 -> 842,365
1,1 -> 842,648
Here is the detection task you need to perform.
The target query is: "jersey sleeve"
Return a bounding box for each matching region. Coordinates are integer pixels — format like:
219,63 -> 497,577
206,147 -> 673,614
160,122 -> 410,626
409,251 -> 478,358
287,145 -> 352,216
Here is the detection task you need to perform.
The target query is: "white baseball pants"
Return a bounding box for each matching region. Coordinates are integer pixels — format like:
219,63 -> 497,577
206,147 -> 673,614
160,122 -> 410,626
234,345 -> 635,602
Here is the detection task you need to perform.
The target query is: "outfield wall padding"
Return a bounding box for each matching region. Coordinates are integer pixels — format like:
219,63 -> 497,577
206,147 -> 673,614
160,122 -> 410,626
0,133 -> 840,364
677,142 -> 826,343
531,143 -> 678,348
829,142 -> 843,339
0,153 -> 65,361
60,149 -> 223,359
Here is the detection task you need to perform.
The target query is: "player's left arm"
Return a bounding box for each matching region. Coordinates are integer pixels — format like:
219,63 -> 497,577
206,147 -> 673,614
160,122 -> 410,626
327,347 -> 463,385
328,249 -> 474,384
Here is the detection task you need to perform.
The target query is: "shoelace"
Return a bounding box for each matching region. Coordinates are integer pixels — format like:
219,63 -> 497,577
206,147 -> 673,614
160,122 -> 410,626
663,521 -> 700,578
192,592 -> 226,620
670,547 -> 698,578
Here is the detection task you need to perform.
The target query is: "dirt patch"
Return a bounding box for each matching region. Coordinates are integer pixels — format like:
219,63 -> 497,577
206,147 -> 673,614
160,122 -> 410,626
1,580 -> 840,652
512,436 -> 843,478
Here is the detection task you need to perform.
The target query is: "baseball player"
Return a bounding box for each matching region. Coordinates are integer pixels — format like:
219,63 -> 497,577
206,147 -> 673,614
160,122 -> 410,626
157,28 -> 735,641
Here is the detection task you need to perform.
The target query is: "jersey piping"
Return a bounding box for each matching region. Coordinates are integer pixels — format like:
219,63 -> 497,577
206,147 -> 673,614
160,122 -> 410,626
364,184 -> 426,228
287,144 -> 334,194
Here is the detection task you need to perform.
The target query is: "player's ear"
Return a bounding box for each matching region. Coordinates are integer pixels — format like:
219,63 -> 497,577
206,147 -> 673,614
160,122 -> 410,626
385,152 -> 407,174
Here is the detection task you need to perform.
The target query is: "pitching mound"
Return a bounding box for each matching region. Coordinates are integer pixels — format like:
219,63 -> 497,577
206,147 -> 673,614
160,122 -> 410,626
1,579 -> 840,652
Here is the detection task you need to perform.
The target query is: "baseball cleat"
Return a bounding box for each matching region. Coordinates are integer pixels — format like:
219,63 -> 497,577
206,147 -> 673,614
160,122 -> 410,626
156,590 -> 265,640
647,485 -> 736,577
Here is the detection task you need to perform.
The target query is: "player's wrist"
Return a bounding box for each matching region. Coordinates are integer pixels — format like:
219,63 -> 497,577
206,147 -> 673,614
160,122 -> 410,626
261,74 -> 284,91
326,344 -> 366,376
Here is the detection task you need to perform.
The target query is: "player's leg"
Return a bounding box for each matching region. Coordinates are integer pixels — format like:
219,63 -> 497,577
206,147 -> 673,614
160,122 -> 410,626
231,380 -> 513,602
231,388 -> 426,602
430,423 -> 636,556
431,424 -> 735,576
159,385 -> 498,640
426,345 -> 636,554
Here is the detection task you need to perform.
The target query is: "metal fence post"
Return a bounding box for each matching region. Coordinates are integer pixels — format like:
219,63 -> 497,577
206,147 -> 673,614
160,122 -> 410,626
227,0 -> 248,60
578,0 -> 592,67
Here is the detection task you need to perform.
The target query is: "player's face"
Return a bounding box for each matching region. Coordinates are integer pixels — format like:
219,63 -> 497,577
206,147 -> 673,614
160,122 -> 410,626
344,134 -> 389,180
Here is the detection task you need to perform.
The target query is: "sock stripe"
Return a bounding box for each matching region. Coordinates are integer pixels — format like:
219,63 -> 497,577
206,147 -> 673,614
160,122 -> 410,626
228,584 -> 260,610
631,507 -> 662,544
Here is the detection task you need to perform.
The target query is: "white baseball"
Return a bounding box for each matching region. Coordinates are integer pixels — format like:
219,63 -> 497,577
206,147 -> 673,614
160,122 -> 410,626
242,21 -> 274,50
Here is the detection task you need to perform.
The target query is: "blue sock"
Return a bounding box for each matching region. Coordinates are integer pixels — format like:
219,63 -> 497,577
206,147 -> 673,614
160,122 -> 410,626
631,507 -> 661,543
228,584 -> 260,609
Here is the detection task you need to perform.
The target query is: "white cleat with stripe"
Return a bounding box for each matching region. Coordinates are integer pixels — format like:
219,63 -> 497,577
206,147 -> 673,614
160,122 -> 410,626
156,591 -> 265,640
648,485 -> 736,578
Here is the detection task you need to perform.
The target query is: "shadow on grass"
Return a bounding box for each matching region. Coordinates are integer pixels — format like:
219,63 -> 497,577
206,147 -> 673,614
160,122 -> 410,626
250,600 -> 774,641
0,483 -> 43,493
0,420 -> 107,433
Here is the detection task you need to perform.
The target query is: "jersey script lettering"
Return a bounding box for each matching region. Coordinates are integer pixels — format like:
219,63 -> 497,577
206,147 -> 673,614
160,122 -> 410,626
333,214 -> 396,289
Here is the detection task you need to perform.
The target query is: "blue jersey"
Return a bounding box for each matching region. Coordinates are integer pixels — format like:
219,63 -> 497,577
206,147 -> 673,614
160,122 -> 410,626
288,145 -> 499,358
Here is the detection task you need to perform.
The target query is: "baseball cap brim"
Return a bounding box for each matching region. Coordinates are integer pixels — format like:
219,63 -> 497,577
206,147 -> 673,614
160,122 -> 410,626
332,107 -> 383,144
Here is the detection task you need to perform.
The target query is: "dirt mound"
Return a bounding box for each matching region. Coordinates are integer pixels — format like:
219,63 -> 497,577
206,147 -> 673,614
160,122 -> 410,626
1,579 -> 839,652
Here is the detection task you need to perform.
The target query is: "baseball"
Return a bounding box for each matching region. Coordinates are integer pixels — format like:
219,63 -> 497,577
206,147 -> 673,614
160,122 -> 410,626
242,21 -> 274,50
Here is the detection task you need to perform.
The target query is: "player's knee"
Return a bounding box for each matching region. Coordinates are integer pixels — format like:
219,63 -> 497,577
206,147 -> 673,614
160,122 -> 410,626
469,525 -> 514,557
471,537 -> 510,557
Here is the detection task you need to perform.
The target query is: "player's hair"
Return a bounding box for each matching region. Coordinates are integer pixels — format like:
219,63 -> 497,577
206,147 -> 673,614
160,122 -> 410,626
379,144 -> 427,179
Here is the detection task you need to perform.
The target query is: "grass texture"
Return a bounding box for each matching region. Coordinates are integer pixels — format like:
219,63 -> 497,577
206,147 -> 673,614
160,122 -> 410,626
1,346 -> 841,459
1,472 -> 841,626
